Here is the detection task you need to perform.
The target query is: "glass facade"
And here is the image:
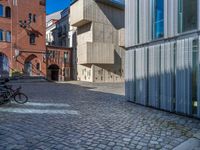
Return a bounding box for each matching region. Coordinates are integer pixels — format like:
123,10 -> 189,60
152,0 -> 164,39
126,0 -> 200,118
178,0 -> 198,33
111,0 -> 124,4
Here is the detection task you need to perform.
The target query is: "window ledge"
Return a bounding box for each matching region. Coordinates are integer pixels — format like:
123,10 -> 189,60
0,16 -> 11,19
177,29 -> 198,36
0,41 -> 11,43
30,43 -> 36,45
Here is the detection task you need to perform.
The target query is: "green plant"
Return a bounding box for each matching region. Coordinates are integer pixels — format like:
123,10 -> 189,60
11,70 -> 23,77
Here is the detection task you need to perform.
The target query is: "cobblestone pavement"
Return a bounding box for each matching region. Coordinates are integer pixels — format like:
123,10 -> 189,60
0,81 -> 200,150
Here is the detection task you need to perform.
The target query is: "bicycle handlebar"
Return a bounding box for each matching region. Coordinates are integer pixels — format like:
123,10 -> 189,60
0,78 -> 9,85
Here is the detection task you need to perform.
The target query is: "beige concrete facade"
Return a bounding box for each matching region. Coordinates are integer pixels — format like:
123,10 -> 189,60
70,0 -> 125,82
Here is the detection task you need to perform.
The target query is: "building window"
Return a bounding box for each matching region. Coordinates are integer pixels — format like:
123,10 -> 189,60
33,14 -> 36,22
0,29 -> 3,41
64,52 -> 69,64
39,0 -> 46,6
178,0 -> 197,33
137,0 -> 140,43
6,31 -> 11,42
36,63 -> 40,70
5,7 -> 11,18
0,4 -> 3,17
52,51 -> 55,58
152,0 -> 164,39
29,33 -> 36,44
29,13 -> 32,22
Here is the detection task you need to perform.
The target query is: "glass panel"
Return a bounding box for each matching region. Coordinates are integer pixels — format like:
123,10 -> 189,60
0,4 -> 3,17
137,0 -> 140,43
153,0 -> 164,39
6,31 -> 11,42
178,0 -> 197,33
0,30 -> 3,41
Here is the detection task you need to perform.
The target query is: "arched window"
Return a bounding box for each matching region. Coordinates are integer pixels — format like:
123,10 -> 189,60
5,6 -> 11,18
33,14 -> 36,22
29,13 -> 32,22
0,29 -> 3,41
0,4 -> 3,17
29,33 -> 36,44
6,31 -> 11,42
0,53 -> 9,77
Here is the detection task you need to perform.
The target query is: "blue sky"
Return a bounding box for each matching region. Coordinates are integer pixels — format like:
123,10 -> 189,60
46,0 -> 71,15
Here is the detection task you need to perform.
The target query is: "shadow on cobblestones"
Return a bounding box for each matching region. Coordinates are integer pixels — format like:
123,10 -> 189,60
0,81 -> 200,150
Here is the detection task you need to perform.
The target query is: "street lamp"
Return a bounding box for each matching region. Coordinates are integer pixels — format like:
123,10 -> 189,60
19,19 -> 32,29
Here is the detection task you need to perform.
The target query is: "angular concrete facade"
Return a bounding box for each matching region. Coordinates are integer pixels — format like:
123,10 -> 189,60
70,0 -> 125,82
125,0 -> 200,118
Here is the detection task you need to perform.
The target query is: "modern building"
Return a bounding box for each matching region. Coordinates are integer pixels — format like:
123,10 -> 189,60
70,0 -> 125,82
46,46 -> 72,81
0,0 -> 46,77
46,10 -> 62,46
125,0 -> 200,118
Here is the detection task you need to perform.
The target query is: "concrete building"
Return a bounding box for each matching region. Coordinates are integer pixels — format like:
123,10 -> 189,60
125,0 -> 200,118
68,16 -> 77,80
46,10 -> 62,45
70,0 -> 125,82
0,0 -> 46,77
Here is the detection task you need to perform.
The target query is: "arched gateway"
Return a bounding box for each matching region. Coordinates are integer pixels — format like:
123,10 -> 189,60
48,64 -> 60,81
0,53 -> 9,77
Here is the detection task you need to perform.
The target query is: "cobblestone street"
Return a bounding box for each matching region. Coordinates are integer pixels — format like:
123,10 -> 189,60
0,81 -> 200,150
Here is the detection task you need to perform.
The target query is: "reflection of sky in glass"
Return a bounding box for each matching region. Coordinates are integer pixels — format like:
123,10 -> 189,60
111,0 -> 125,4
0,4 -> 3,16
155,0 -> 164,38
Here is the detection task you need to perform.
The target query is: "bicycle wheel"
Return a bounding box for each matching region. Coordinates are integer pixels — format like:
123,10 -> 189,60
14,93 -> 28,104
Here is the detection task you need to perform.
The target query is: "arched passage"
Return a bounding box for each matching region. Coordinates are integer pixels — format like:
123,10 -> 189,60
24,54 -> 38,76
0,53 -> 9,77
48,64 -> 60,81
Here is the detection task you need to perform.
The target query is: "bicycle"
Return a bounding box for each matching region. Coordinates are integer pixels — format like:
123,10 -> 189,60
0,78 -> 28,105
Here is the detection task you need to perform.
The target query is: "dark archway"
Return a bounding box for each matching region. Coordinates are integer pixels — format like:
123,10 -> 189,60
48,64 -> 60,81
0,53 -> 9,77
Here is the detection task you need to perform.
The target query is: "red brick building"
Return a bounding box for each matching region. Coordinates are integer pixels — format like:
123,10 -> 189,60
0,0 -> 46,77
46,46 -> 72,81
